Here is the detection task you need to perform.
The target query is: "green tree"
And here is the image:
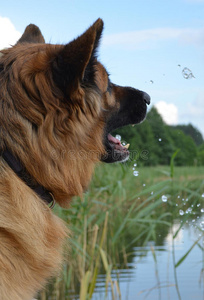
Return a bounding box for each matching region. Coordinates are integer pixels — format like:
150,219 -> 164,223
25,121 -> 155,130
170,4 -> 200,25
173,124 -> 203,146
198,143 -> 204,165
168,129 -> 197,165
146,107 -> 175,165
114,106 -> 200,166
114,119 -> 158,166
134,120 -> 159,165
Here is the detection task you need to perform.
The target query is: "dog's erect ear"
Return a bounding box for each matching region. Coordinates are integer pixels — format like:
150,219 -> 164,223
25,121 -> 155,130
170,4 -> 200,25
17,24 -> 45,44
52,18 -> 104,93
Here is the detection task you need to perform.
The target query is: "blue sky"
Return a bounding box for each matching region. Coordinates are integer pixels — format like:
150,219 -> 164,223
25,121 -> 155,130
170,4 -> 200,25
1,0 -> 204,137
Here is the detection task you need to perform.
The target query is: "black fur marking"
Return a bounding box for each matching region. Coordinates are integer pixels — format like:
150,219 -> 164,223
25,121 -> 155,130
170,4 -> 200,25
0,63 -> 4,73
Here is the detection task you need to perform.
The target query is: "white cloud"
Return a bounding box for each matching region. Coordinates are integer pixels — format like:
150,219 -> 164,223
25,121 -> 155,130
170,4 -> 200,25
155,101 -> 179,125
180,28 -> 204,47
102,27 -> 204,50
0,17 -> 21,49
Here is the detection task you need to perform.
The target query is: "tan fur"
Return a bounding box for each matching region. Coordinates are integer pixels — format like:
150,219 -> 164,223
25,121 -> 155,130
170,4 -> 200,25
0,20 -> 109,299
0,19 -> 149,299
0,43 -> 106,207
0,161 -> 67,299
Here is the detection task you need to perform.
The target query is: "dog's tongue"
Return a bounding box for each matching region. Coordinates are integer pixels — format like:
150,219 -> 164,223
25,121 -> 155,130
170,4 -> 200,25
108,134 -> 121,145
108,133 -> 129,151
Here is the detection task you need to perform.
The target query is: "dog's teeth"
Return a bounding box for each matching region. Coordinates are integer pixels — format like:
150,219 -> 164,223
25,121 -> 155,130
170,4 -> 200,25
124,144 -> 130,149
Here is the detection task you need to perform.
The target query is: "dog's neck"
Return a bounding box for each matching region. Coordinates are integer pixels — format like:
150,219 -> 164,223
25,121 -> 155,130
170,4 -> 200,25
1,149 -> 55,208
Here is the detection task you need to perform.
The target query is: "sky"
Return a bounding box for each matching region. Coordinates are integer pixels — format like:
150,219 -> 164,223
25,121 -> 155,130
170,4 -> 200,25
0,0 -> 204,137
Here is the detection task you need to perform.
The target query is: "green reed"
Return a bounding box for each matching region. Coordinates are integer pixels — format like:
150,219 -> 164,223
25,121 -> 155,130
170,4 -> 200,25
38,162 -> 204,300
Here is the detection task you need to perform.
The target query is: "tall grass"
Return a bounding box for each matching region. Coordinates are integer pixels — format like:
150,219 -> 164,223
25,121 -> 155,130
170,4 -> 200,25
38,163 -> 204,300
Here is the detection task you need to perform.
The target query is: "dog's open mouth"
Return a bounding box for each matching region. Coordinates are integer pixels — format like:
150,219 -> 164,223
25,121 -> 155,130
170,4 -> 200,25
101,89 -> 150,163
102,132 -> 130,163
108,133 -> 129,152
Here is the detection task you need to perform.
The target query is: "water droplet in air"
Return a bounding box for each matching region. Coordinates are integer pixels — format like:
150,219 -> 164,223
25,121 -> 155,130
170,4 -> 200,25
134,163 -> 137,167
197,204 -> 201,207
179,210 -> 184,216
201,208 -> 204,213
202,193 -> 204,198
186,207 -> 192,214
162,195 -> 168,202
115,135 -> 121,141
143,184 -> 146,187
200,221 -> 204,231
158,138 -> 162,142
133,170 -> 139,177
182,67 -> 195,79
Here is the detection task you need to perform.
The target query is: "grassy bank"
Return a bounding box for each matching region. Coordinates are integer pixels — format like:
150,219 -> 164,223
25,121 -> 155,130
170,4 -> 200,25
38,164 -> 204,300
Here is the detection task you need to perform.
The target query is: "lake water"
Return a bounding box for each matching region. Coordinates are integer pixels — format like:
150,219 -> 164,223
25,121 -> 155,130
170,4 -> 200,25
92,219 -> 204,300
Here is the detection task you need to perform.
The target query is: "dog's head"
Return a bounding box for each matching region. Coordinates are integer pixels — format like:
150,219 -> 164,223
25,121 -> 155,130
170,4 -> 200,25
0,19 -> 150,206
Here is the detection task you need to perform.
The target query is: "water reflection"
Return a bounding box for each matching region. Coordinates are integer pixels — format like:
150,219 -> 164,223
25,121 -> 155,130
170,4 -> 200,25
92,220 -> 204,300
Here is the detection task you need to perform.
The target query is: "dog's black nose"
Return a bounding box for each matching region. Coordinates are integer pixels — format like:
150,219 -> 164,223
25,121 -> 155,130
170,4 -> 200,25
142,92 -> 151,105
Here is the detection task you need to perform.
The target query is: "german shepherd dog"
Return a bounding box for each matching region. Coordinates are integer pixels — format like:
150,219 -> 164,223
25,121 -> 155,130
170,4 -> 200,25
0,19 -> 150,299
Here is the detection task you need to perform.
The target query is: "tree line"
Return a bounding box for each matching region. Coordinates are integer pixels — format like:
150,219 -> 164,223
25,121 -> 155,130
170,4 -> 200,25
114,106 -> 204,166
